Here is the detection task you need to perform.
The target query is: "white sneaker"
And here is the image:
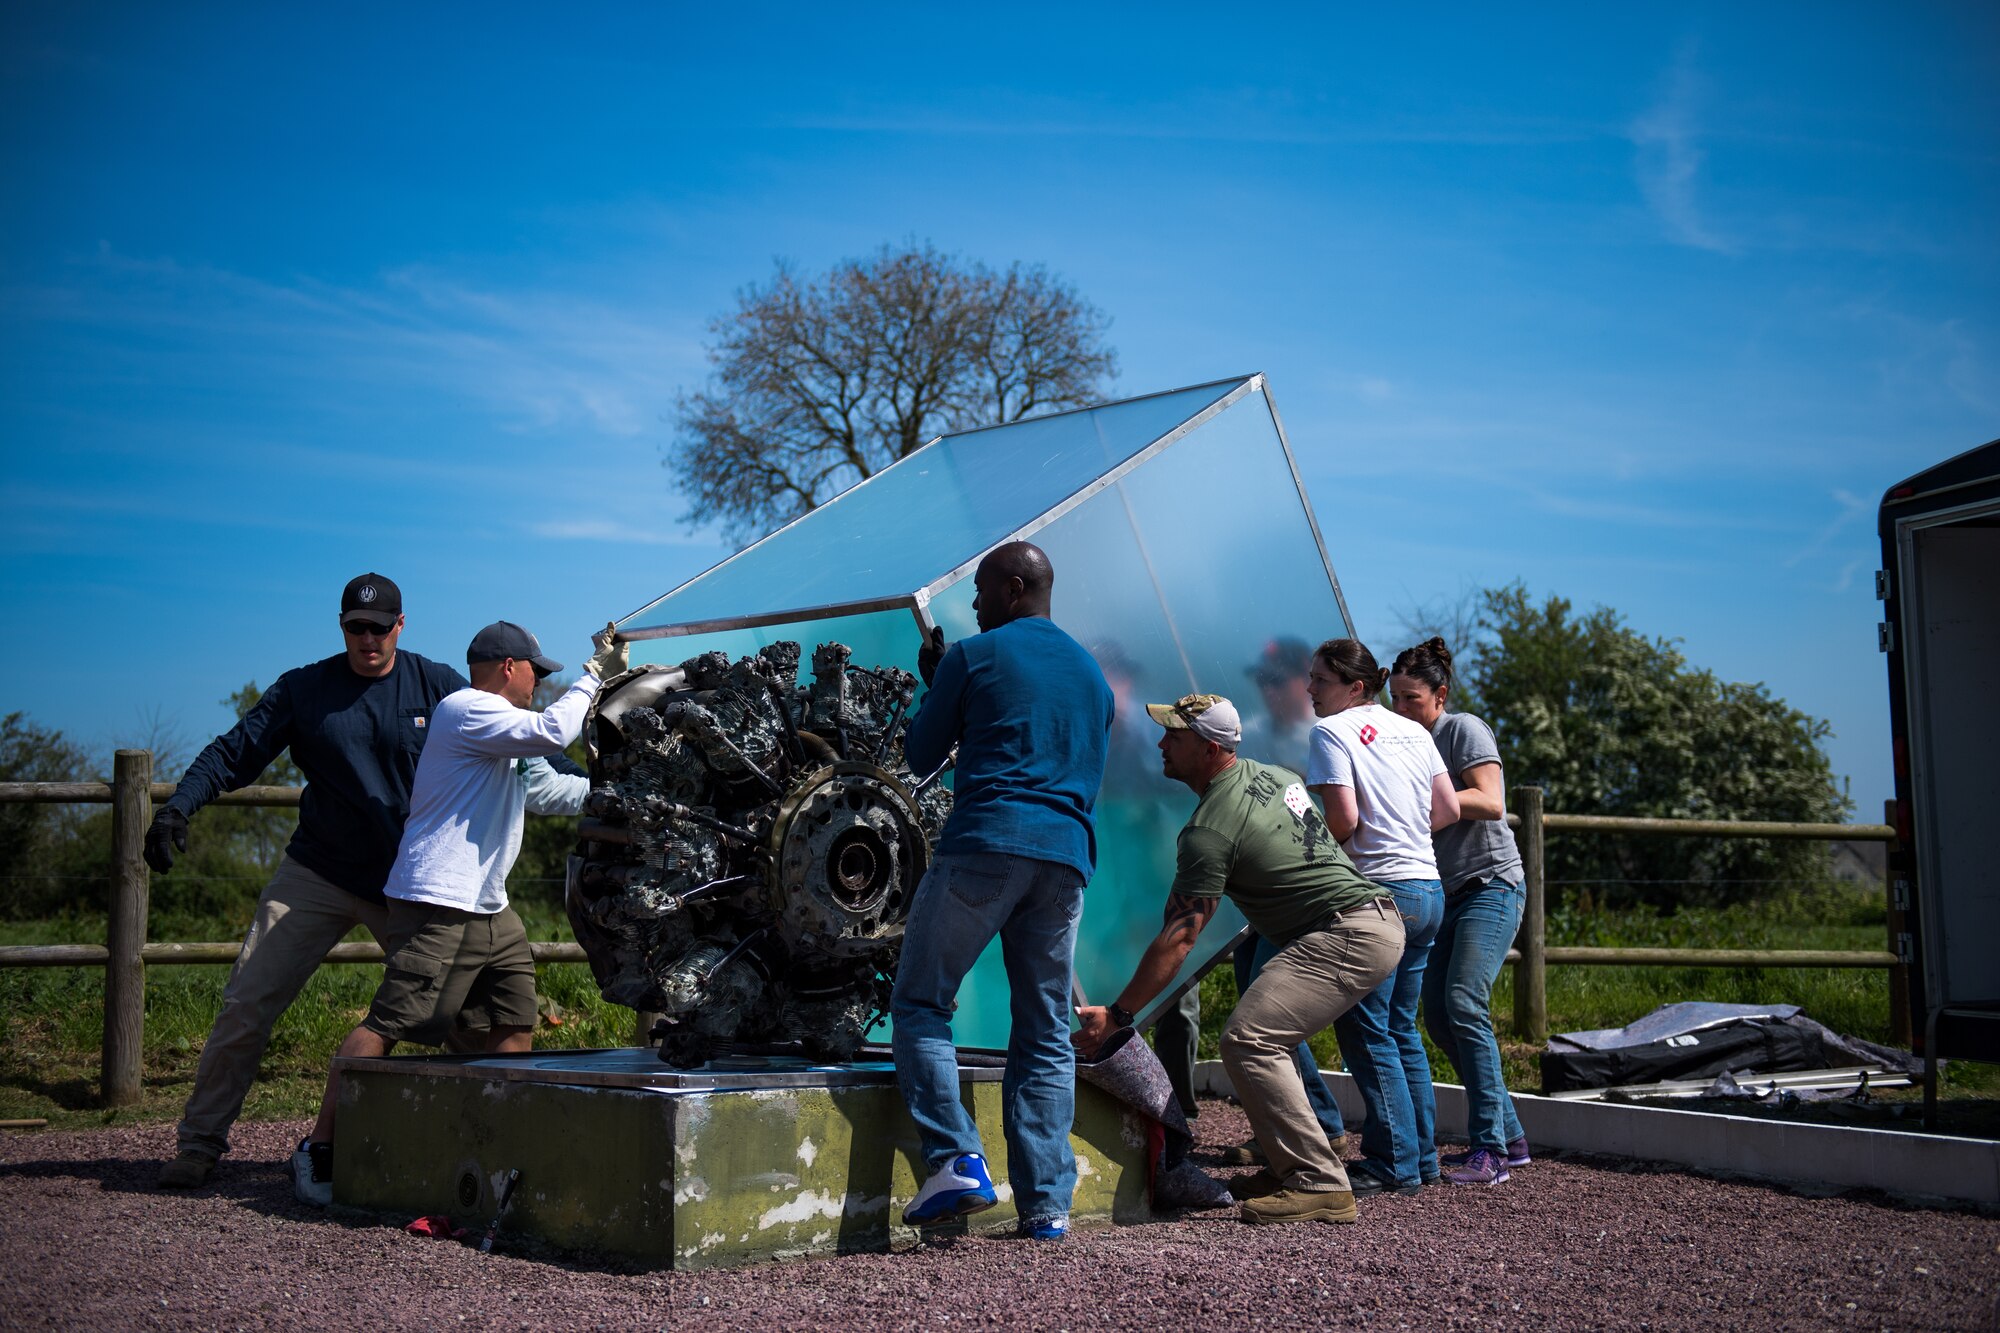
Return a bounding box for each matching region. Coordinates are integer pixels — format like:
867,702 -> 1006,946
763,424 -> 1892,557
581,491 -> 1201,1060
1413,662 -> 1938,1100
903,1152 -> 997,1226
291,1138 -> 333,1207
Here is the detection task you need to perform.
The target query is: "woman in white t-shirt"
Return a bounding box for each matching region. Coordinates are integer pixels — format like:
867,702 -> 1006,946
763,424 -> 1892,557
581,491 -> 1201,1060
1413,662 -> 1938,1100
1305,638 -> 1460,1194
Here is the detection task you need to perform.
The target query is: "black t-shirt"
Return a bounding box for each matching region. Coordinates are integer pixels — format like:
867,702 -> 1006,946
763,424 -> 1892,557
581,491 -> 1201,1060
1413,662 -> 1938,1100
167,650 -> 470,901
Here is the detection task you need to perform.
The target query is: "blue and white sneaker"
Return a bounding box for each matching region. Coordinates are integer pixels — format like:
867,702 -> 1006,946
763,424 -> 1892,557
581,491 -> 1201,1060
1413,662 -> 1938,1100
1019,1215 -> 1068,1242
903,1153 -> 997,1226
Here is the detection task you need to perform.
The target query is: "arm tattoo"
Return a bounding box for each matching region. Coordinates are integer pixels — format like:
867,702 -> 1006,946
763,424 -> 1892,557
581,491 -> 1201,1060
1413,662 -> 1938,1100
1161,892 -> 1217,936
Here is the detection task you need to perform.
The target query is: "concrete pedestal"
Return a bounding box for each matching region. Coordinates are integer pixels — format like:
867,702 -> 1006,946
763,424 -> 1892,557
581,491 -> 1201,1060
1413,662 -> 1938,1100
330,1049 -> 1152,1268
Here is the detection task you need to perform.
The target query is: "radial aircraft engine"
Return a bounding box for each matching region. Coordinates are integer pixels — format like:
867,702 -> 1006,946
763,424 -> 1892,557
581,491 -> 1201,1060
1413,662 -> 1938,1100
565,640 -> 950,1067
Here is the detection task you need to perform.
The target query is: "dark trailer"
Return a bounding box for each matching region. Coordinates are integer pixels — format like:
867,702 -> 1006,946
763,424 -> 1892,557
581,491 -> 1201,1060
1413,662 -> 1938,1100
1878,436 -> 2000,1118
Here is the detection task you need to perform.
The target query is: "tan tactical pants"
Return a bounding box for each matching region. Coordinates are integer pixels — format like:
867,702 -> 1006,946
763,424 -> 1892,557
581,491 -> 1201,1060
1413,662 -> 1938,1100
1220,899 -> 1404,1192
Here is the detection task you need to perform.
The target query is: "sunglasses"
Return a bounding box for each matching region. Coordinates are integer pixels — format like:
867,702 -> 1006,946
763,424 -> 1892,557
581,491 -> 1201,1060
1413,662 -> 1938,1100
343,620 -> 396,637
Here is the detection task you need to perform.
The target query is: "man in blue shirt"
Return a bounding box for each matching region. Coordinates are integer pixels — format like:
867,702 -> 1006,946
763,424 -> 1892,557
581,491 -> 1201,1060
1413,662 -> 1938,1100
146,574 -> 469,1190
892,541 -> 1112,1243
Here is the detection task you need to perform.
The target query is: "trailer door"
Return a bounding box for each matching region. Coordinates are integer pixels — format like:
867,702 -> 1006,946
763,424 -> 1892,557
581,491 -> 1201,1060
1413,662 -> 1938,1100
1896,506 -> 2000,1011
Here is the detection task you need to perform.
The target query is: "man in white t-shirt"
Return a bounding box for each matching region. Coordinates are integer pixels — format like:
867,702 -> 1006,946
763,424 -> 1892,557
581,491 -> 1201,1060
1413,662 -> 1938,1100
293,619 -> 627,1206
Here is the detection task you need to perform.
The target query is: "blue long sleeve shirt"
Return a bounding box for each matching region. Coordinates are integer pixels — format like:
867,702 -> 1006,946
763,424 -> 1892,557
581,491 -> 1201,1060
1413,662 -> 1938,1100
165,650 -> 470,902
902,616 -> 1113,881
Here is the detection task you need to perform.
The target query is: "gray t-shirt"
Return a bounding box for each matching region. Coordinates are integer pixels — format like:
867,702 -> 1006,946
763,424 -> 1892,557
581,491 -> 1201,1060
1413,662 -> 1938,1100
1429,712 -> 1524,894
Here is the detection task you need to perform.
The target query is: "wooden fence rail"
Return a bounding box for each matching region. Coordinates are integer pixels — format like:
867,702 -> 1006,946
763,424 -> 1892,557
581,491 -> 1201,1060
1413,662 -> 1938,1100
0,751 -> 1903,1105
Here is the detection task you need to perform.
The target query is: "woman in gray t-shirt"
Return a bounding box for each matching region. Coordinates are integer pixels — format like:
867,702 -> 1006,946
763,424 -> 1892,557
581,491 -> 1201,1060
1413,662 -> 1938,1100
1388,637 -> 1529,1186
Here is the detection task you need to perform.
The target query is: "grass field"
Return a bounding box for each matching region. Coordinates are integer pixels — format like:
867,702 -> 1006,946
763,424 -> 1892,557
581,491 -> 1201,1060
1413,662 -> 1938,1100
0,899 -> 638,1133
2,881 -> 1992,1137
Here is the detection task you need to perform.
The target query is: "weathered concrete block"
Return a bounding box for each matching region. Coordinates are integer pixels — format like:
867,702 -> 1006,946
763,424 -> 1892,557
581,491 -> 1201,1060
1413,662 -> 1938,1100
333,1049 -> 1152,1268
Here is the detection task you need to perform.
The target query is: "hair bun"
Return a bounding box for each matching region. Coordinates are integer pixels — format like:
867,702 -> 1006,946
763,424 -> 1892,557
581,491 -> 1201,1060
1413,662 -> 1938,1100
1422,636 -> 1453,672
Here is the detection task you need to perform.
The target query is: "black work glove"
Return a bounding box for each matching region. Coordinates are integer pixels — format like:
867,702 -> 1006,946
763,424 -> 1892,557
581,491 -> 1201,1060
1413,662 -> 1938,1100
144,807 -> 189,874
917,627 -> 947,688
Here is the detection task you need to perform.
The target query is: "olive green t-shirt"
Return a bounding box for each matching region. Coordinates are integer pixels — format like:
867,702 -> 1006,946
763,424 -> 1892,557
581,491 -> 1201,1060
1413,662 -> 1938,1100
1170,757 -> 1380,945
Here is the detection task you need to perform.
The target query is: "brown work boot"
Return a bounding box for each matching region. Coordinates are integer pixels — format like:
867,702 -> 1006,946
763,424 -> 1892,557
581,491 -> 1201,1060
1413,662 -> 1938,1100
1226,1168 -> 1282,1200
1240,1187 -> 1358,1225
156,1150 -> 216,1189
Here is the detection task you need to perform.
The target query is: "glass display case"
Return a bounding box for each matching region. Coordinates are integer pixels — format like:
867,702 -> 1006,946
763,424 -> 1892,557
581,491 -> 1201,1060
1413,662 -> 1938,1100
618,374 -> 1353,1049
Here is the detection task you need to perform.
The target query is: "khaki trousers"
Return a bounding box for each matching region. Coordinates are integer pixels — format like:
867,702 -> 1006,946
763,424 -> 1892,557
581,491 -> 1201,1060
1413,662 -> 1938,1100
1220,900 -> 1404,1192
176,857 -> 389,1159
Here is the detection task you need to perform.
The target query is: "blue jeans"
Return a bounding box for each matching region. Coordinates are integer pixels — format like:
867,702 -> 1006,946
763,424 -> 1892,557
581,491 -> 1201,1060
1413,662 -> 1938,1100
1333,878 -> 1444,1187
1234,933 -> 1346,1139
890,851 -> 1084,1226
1422,878 -> 1526,1152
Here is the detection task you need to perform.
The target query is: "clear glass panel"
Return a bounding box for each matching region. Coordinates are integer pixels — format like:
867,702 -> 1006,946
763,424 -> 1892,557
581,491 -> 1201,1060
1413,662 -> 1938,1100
622,378 -> 1249,631
914,386 -> 1349,1045
624,606 -> 926,682
1102,386 -> 1353,1020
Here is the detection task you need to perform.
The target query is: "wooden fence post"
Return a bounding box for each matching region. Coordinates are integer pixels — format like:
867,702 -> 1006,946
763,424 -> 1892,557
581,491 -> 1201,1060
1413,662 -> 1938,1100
1884,798 -> 1913,1048
1512,785 -> 1547,1045
103,749 -> 152,1107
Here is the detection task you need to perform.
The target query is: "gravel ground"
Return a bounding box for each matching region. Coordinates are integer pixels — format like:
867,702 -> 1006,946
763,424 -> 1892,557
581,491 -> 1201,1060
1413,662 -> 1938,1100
3,1101 -> 1996,1332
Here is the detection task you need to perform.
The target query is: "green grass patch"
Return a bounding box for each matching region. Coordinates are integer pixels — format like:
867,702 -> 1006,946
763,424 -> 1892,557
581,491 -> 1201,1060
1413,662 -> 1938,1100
0,902 -> 644,1133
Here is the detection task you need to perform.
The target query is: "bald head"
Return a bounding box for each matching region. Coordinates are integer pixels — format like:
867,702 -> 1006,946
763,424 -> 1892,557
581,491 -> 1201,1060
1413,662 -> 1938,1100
973,541 -> 1054,632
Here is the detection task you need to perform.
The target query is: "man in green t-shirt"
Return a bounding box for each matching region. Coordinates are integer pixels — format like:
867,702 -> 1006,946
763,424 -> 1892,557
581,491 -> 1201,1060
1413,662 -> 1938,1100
1074,693 -> 1404,1225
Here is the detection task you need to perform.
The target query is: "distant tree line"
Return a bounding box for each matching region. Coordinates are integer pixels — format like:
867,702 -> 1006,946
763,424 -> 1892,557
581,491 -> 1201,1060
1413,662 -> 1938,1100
1401,583 -> 1851,910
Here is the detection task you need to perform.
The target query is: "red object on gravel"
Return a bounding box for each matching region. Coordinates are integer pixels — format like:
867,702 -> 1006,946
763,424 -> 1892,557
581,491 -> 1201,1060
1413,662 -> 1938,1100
403,1215 -> 468,1241
2,1105 -> 1997,1330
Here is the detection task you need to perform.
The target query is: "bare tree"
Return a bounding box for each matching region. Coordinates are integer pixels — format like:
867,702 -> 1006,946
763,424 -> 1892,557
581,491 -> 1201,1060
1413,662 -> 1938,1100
1391,580 -> 1488,662
669,242 -> 1118,543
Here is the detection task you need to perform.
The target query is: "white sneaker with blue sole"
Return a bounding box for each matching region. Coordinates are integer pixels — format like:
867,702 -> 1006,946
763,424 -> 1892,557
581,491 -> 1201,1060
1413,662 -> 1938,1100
904,1152 -> 997,1226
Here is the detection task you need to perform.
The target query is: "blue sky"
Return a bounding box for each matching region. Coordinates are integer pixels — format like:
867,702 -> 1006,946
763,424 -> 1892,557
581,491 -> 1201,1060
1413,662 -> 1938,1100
4,4 -> 1995,815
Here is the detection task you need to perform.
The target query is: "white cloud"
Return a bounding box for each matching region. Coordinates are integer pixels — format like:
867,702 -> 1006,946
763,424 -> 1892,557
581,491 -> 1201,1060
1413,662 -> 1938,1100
1630,46 -> 1736,254
22,248 -> 707,444
529,518 -> 714,547
1784,488 -> 1873,570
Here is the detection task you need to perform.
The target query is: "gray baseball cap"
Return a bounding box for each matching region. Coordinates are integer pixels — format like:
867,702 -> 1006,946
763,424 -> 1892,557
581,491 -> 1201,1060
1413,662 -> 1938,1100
466,621 -> 563,676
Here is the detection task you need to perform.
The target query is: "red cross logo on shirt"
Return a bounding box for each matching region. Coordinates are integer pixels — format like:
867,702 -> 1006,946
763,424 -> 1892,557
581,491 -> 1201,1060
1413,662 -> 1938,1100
1358,724 -> 1377,745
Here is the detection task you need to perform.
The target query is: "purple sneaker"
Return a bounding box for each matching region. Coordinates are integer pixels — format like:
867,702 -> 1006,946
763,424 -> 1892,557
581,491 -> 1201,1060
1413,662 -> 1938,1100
1443,1136 -> 1531,1169
1443,1148 -> 1510,1186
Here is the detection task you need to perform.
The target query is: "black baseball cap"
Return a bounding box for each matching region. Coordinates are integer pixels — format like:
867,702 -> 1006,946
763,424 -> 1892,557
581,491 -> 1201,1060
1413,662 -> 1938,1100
340,573 -> 403,628
1246,636 -> 1312,686
466,621 -> 563,676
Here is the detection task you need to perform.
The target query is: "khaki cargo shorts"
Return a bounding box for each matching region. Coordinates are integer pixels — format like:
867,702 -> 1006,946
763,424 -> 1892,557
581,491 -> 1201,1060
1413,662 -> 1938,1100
363,900 -> 538,1046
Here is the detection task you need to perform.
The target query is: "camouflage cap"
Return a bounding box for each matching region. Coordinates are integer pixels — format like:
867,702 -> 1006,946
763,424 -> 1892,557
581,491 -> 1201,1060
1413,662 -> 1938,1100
1144,693 -> 1242,749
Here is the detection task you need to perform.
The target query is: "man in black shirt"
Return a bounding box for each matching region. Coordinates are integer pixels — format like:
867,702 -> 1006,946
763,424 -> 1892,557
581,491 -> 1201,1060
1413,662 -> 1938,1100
149,574 -> 469,1189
